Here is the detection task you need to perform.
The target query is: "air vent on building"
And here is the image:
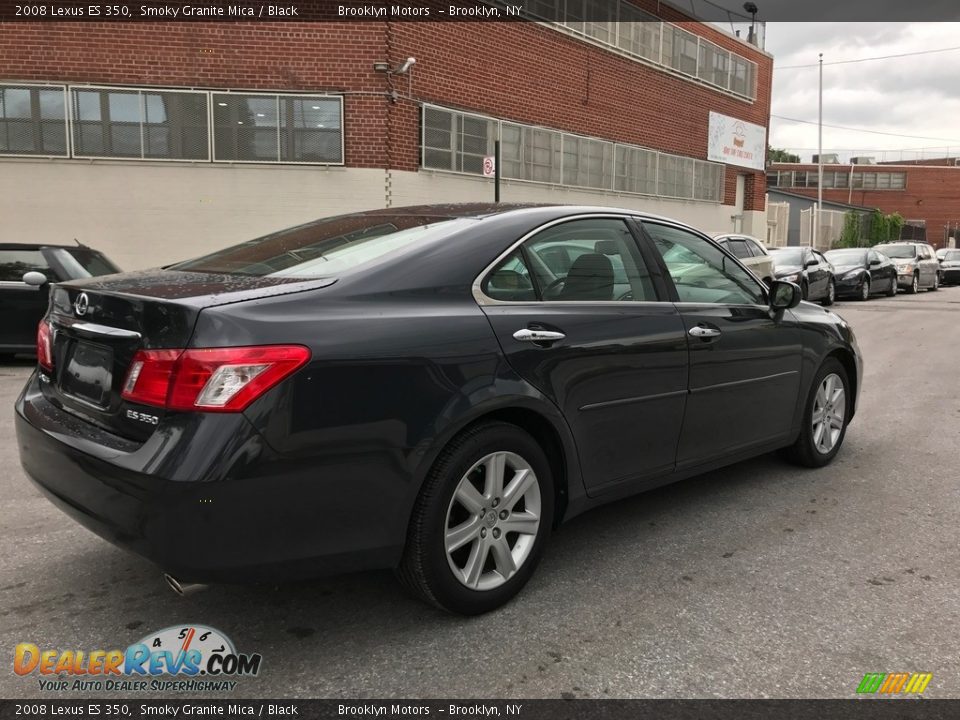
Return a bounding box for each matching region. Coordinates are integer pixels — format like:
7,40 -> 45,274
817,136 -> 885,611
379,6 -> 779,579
850,156 -> 876,165
812,153 -> 840,164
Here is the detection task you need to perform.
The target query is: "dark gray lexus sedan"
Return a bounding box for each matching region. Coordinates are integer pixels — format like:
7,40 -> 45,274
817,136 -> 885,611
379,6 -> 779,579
15,204 -> 862,614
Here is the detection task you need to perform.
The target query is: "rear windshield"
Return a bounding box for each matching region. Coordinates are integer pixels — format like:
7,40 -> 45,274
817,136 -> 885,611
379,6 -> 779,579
876,244 -> 916,259
825,249 -> 867,264
171,214 -> 474,278
46,247 -> 120,277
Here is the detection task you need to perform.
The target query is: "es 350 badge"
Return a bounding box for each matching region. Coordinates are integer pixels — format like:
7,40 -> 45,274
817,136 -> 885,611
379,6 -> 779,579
14,625 -> 262,692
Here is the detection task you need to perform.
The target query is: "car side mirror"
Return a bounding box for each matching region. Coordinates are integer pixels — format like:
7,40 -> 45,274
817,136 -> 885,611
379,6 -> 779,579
769,280 -> 802,311
805,259 -> 818,268
869,259 -> 881,267
22,271 -> 49,287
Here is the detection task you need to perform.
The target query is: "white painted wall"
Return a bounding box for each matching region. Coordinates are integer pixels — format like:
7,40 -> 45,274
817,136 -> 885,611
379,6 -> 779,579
1,159 -> 754,270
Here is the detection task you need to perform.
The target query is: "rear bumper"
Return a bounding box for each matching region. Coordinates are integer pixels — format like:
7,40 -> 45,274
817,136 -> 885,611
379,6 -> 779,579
15,374 -> 406,583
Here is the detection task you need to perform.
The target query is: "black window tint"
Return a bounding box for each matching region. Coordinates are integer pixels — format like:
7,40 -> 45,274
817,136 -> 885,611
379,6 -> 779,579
523,218 -> 656,302
645,223 -> 765,305
0,249 -> 51,281
727,239 -> 752,259
482,250 -> 536,302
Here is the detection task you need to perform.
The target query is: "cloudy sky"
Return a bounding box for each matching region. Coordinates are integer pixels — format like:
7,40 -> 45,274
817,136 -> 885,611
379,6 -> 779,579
762,22 -> 960,162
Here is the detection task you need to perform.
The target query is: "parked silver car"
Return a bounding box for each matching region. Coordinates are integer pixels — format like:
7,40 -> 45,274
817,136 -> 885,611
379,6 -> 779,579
874,241 -> 940,293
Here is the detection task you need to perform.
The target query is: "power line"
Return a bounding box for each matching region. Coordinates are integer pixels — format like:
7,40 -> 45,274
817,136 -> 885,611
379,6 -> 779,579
771,114 -> 960,143
775,45 -> 960,70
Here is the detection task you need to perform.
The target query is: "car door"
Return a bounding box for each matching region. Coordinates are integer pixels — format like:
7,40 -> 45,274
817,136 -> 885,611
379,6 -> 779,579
0,247 -> 54,351
868,250 -> 892,291
811,250 -> 832,299
639,221 -> 803,469
919,245 -> 937,286
478,215 -> 689,494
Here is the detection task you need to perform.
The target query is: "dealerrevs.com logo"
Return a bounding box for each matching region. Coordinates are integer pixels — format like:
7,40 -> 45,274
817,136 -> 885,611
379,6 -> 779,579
14,625 -> 262,692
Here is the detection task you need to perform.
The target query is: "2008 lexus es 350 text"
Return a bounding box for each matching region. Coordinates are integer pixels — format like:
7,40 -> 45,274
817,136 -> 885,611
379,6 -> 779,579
15,205 -> 862,614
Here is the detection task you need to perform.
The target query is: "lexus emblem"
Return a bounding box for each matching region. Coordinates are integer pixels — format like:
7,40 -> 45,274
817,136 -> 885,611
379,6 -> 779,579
74,292 -> 89,317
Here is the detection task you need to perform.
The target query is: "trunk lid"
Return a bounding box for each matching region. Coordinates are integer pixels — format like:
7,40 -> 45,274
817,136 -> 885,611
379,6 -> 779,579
43,270 -> 335,441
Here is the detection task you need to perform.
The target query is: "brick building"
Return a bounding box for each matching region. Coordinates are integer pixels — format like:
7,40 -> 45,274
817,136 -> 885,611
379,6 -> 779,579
1,7 -> 773,269
767,162 -> 960,249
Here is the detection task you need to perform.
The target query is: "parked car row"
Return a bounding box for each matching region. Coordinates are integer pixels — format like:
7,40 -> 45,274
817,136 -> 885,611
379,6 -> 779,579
756,241 -> 948,306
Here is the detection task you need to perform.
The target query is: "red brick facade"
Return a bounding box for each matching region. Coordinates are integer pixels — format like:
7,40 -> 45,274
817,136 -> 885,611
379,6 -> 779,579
2,13 -> 772,209
769,163 -> 960,248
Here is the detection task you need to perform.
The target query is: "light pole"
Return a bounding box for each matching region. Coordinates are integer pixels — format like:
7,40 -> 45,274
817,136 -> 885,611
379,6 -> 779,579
817,53 -> 823,249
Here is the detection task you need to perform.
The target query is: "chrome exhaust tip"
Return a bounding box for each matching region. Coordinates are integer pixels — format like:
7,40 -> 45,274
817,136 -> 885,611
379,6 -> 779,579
163,573 -> 208,597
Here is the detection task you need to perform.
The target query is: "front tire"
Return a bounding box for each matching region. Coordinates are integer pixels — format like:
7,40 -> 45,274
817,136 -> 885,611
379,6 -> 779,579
397,421 -> 554,615
908,274 -> 919,294
886,274 -> 897,297
929,273 -> 939,291
858,277 -> 870,301
782,358 -> 851,468
800,280 -> 809,301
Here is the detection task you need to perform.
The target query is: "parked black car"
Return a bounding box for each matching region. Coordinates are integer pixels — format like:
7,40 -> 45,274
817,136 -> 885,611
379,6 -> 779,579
16,205 -> 862,614
824,248 -> 898,300
874,241 -> 940,293
939,249 -> 960,285
768,246 -> 836,305
0,243 -> 120,359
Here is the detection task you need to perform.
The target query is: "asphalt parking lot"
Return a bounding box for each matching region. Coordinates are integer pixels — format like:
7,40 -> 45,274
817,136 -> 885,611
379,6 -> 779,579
2,288 -> 959,700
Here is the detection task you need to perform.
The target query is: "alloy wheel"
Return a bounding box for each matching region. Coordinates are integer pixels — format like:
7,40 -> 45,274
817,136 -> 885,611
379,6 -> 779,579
812,373 -> 846,455
860,279 -> 869,301
444,451 -> 542,591
912,275 -> 919,293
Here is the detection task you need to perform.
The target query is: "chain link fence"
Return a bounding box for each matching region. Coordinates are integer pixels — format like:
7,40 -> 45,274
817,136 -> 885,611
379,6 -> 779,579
799,207 -> 847,250
766,201 -> 789,247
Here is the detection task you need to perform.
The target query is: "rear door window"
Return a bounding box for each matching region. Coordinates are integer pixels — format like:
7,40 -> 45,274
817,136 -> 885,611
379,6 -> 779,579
726,239 -> 752,259
0,249 -> 51,281
482,218 -> 657,303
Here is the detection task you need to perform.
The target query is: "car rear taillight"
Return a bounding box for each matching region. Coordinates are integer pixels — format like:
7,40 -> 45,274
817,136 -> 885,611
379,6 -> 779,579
37,320 -> 53,372
121,345 -> 310,413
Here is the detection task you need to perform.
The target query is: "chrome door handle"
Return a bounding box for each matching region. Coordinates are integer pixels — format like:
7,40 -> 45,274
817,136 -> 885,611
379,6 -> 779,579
513,328 -> 566,343
688,326 -> 721,338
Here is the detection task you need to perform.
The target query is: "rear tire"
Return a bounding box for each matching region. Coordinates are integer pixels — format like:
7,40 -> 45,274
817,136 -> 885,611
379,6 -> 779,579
396,421 -> 554,615
782,357 -> 851,469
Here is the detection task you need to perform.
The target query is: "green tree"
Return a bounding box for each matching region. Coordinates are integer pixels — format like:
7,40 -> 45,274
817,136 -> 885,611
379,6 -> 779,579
768,146 -> 801,163
837,212 -> 863,248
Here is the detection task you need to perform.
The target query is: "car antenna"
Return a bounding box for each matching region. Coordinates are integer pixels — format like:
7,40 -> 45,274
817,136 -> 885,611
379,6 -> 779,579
74,238 -> 89,248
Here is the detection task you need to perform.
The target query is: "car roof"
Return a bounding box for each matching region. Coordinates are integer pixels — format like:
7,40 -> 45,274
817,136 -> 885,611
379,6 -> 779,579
0,243 -> 93,250
710,232 -> 765,243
